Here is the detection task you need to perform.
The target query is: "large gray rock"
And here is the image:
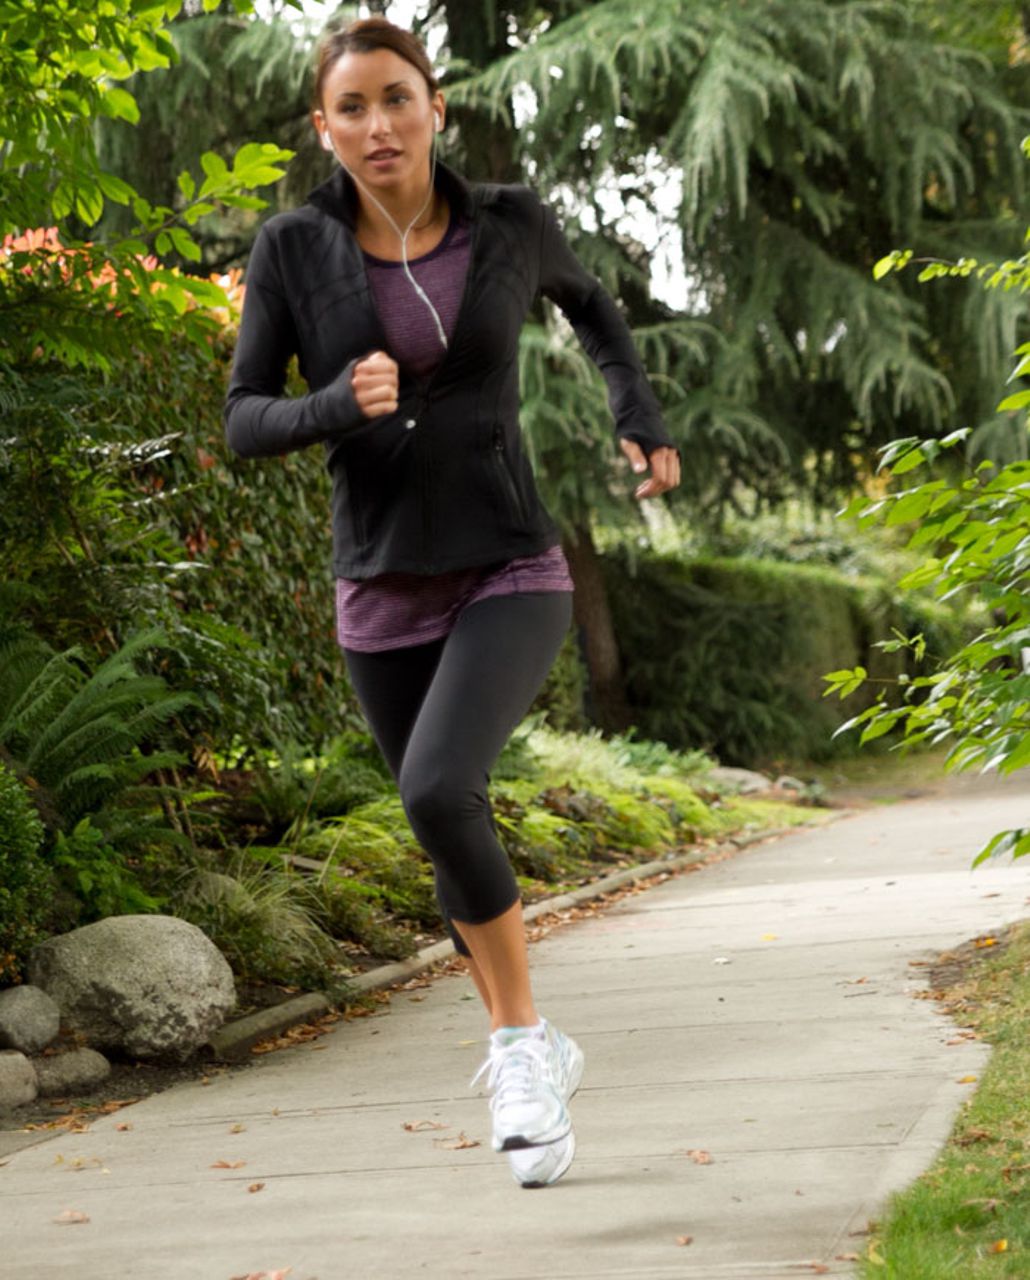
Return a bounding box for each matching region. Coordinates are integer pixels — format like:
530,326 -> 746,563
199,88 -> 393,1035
0,1050 -> 37,1108
27,915 -> 235,1063
0,984 -> 61,1053
707,765 -> 773,795
33,1048 -> 111,1098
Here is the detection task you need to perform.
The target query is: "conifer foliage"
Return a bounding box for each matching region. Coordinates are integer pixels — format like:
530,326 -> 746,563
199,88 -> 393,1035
446,0 -> 1027,506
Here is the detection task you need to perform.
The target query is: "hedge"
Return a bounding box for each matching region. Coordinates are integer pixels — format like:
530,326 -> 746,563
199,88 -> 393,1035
602,547 -> 968,766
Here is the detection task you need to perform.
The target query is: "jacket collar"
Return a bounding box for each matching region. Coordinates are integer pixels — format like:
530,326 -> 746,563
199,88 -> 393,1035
305,157 -> 483,230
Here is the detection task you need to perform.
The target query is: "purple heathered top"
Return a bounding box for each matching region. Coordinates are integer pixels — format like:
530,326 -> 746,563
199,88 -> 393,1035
362,208 -> 472,378
335,209 -> 573,654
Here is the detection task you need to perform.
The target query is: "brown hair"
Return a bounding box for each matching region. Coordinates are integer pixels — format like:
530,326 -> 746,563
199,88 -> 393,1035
311,16 -> 439,111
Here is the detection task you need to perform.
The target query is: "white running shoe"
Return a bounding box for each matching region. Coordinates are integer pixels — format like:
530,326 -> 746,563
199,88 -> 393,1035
507,1129 -> 576,1188
470,1032 -> 571,1152
506,1020 -> 585,1188
541,1017 -> 585,1101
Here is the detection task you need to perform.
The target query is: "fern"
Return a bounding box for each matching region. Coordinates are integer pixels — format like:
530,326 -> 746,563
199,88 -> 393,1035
0,625 -> 198,834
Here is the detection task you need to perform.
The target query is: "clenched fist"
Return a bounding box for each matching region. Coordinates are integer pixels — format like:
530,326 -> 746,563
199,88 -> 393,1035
351,349 -> 399,418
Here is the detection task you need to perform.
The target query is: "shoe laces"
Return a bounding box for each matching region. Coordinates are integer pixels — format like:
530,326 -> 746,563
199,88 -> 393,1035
469,1036 -> 552,1107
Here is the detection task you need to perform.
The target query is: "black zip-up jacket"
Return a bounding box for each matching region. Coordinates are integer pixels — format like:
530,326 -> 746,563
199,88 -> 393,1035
223,159 -> 676,579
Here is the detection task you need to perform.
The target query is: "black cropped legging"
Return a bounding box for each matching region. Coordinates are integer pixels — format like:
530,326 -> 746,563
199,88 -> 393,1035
342,591 -> 573,958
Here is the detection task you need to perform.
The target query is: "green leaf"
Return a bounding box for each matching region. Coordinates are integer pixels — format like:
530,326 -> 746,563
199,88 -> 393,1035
168,227 -> 202,262
897,560 -> 941,590
885,489 -> 934,525
98,171 -> 134,204
181,201 -> 216,225
997,389 -> 1030,412
859,713 -> 903,744
887,447 -> 926,476
74,183 -> 104,226
177,169 -> 196,201
52,180 -> 74,220
999,734 -> 1030,774
200,151 -> 228,180
102,86 -> 140,124
971,827 -> 1026,867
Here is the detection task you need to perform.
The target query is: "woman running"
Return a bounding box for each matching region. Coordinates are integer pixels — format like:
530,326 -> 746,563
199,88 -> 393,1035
224,15 -> 680,1188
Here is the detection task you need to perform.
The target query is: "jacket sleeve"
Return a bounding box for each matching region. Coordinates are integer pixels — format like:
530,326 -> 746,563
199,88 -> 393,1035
537,198 -> 676,458
223,223 -> 365,459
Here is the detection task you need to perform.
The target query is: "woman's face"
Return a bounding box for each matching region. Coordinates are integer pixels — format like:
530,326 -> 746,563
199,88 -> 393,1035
313,48 -> 444,193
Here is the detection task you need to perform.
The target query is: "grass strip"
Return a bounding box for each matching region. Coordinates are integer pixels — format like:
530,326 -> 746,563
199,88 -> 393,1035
859,921 -> 1030,1278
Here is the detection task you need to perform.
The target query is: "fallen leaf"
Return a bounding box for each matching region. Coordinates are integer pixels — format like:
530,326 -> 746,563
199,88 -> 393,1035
807,1266 -> 829,1275
229,1271 -> 292,1280
115,1122 -> 132,1131
675,1235 -> 693,1246
229,1123 -> 246,1133
974,937 -> 998,948
849,977 -> 870,985
956,1128 -> 993,1146
989,1240 -> 1008,1254
962,1197 -> 1002,1213
761,933 -> 779,941
53,1209 -> 90,1225
211,1160 -> 247,1169
434,1131 -> 480,1150
53,1154 -> 108,1173
457,1039 -> 477,1046
836,1253 -> 860,1262
21,1116 -> 91,1134
713,957 -> 731,965
403,1120 -> 447,1133
247,1182 -> 265,1193
683,1149 -> 713,1165
957,1075 -> 978,1084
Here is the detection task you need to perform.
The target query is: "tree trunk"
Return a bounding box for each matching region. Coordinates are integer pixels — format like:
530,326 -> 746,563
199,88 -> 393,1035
561,519 -> 632,734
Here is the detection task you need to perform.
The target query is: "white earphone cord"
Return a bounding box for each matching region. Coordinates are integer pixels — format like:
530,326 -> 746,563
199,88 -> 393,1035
325,129 -> 449,352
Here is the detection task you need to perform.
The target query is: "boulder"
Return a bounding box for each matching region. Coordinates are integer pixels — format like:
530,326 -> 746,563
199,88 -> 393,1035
0,984 -> 61,1053
28,915 -> 235,1063
0,1050 -> 37,1108
707,766 -> 772,795
33,1048 -> 111,1098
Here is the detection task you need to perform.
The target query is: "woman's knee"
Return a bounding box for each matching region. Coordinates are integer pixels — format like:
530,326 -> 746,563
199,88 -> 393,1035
398,762 -> 485,842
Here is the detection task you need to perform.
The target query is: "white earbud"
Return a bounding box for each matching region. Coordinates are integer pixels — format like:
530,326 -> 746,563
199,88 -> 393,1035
320,128 -> 333,152
435,114 -> 443,133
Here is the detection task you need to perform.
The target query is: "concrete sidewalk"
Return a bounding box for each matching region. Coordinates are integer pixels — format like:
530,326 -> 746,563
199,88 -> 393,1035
1,776 -> 1028,1280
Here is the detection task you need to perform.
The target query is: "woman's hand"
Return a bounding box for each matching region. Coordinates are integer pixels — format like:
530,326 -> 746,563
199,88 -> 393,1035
352,350 -> 399,418
619,439 -> 681,499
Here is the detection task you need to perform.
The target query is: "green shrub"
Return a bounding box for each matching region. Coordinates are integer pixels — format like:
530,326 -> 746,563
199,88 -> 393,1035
51,817 -> 164,925
602,547 -> 971,766
296,797 -> 440,926
306,876 -> 419,963
0,762 -> 52,982
174,853 -> 346,994
248,734 -> 393,834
